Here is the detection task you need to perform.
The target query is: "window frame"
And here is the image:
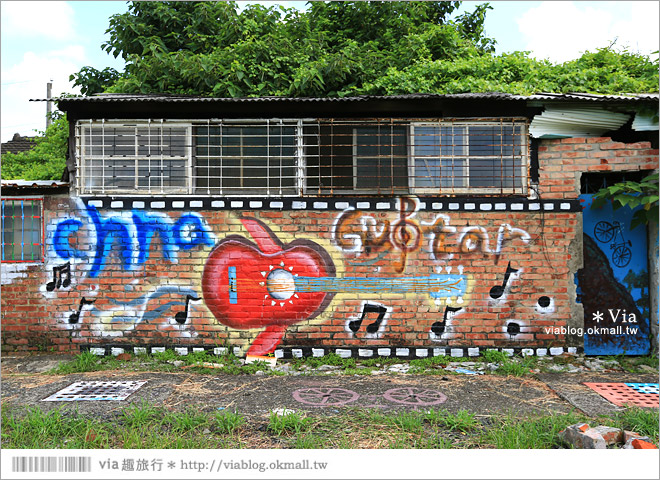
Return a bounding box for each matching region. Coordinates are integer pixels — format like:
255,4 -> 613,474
1,196 -> 45,263
350,124 -> 410,195
78,120 -> 193,195
192,119 -> 303,196
409,120 -> 528,195
76,117 -> 529,197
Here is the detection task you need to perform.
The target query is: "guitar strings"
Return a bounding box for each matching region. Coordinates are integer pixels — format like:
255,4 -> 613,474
233,277 -> 463,294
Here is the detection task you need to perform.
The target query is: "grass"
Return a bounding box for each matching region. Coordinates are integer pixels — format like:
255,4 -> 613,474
602,354 -> 659,373
267,411 -> 313,435
602,408 -> 660,444
482,349 -> 508,364
163,408 -> 210,433
121,401 -> 164,427
426,409 -> 480,433
51,351 -> 103,374
0,404 -> 243,449
483,411 -> 586,449
50,348 -> 275,376
2,402 -> 657,450
293,434 -> 327,449
214,410 -> 245,434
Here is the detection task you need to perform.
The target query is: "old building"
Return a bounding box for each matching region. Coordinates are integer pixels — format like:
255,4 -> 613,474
2,93 -> 657,358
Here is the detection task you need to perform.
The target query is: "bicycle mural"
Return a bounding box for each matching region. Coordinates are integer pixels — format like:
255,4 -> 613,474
593,221 -> 633,268
577,194 -> 650,355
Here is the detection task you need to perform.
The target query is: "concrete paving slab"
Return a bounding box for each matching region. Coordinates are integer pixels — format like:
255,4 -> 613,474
2,369 -> 573,421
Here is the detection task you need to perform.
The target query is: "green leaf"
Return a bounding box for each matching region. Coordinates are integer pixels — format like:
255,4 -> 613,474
590,196 -> 608,210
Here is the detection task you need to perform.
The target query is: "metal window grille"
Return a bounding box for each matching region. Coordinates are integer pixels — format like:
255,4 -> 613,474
1,198 -> 44,262
77,118 -> 528,196
78,120 -> 190,194
410,120 -> 528,194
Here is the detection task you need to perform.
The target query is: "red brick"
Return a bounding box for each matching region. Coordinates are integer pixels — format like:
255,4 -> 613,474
600,142 -> 627,150
632,439 -> 658,449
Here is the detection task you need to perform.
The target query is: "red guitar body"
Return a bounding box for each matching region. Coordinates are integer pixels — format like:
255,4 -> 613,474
202,217 -> 336,355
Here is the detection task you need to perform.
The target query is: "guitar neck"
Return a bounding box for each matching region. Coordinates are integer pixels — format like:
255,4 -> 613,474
294,275 -> 466,297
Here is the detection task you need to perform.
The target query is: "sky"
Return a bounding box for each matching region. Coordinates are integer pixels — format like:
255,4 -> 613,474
1,1 -> 658,143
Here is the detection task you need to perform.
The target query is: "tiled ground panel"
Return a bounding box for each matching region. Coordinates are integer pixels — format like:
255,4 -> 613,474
42,381 -> 147,402
584,382 -> 659,408
626,383 -> 660,395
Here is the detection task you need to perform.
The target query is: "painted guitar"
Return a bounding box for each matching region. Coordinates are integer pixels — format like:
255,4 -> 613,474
202,217 -> 466,356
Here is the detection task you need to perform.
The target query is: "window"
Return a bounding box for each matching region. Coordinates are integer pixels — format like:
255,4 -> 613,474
79,121 -> 189,194
1,198 -> 44,262
194,121 -> 298,195
410,121 -> 527,193
304,121 -> 408,194
77,118 -> 528,196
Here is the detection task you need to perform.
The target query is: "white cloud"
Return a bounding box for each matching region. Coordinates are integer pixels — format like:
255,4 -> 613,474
609,2 -> 660,54
1,48 -> 84,142
517,1 -> 659,63
1,1 -> 76,41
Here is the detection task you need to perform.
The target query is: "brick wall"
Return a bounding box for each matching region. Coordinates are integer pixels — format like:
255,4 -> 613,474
1,137 -> 657,356
538,138 -> 658,199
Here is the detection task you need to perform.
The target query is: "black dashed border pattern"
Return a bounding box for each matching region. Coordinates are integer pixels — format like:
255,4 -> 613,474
81,344 -> 582,359
81,196 -> 582,213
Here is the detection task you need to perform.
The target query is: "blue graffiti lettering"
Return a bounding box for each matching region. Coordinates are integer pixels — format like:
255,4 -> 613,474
87,206 -> 136,278
174,213 -> 215,250
53,219 -> 87,259
132,210 -> 176,264
53,207 -> 216,277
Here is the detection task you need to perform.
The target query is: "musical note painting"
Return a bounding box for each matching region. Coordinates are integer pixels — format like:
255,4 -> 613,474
44,196 -> 552,353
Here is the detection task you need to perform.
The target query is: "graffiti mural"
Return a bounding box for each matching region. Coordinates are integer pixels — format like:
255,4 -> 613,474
202,216 -> 467,355
35,195 -> 576,355
48,202 -> 216,339
53,205 -> 216,277
332,197 -> 530,271
578,194 -> 650,355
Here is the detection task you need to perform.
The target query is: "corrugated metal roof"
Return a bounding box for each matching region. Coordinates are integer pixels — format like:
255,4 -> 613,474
631,111 -> 660,131
529,105 -> 631,138
1,180 -> 69,188
32,92 -> 659,103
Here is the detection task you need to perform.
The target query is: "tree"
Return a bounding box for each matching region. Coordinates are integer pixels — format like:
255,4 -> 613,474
1,115 -> 68,181
70,1 -> 658,97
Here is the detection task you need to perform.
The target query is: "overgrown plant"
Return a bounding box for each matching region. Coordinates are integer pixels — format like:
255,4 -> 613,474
72,2 -> 658,98
591,173 -> 659,230
51,351 -> 101,374
214,411 -> 245,434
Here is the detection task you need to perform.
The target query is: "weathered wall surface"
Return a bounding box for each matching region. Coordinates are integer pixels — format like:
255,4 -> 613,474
1,137 -> 657,356
538,137 -> 658,199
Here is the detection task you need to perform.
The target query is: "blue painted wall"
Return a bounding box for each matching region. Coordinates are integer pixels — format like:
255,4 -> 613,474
579,194 -> 650,355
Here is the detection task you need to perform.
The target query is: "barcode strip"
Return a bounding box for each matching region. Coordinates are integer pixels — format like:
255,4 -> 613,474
12,456 -> 92,473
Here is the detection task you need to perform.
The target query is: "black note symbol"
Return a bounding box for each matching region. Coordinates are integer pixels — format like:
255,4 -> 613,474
349,303 -> 388,333
489,262 -> 518,299
507,322 -> 521,338
46,262 -> 71,291
431,306 -> 463,335
175,295 -> 200,324
69,297 -> 95,324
